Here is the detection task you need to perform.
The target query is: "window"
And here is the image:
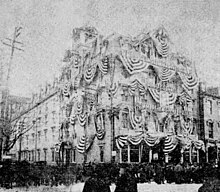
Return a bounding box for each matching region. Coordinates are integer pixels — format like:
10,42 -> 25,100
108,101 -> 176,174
37,150 -> 41,161
208,122 -> 214,138
207,100 -> 212,114
26,135 -> 29,146
51,149 -> 55,162
122,112 -> 128,128
28,151 -> 31,161
121,145 -> 128,163
38,131 -> 41,142
32,133 -> 35,143
44,129 -> 48,141
99,146 -> 104,163
31,150 -> 34,161
130,145 -> 139,162
45,114 -> 48,125
51,127 -> 55,141
44,149 -> 47,161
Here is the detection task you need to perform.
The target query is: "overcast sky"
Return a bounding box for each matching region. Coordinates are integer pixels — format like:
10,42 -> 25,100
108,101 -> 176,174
0,0 -> 219,97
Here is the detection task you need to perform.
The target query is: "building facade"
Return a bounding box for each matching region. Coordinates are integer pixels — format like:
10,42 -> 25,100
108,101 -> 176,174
198,85 -> 220,163
11,26 -> 205,165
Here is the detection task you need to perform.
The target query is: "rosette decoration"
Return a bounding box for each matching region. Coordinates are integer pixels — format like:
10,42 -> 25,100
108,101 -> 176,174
163,136 -> 177,154
94,112 -> 105,140
108,82 -> 118,97
120,50 -> 149,74
148,88 -> 160,103
98,56 -> 109,74
178,72 -> 198,90
158,68 -> 176,82
84,59 -> 97,84
77,134 -> 96,154
129,109 -> 144,129
77,112 -> 87,127
115,135 -> 128,149
128,79 -> 146,96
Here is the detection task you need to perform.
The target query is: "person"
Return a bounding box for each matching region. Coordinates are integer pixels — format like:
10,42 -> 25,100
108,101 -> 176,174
127,167 -> 138,192
174,162 -> 183,184
114,165 -> 129,192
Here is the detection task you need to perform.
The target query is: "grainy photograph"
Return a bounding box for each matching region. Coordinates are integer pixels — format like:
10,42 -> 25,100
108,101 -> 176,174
0,0 -> 219,191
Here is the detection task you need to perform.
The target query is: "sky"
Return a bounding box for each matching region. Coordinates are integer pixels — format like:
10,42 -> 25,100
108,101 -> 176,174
0,0 -> 219,97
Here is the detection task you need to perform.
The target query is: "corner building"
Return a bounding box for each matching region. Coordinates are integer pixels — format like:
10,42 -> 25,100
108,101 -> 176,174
58,26 -> 204,165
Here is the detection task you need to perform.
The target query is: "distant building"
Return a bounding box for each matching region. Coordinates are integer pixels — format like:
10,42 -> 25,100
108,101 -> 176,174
198,84 -> 220,163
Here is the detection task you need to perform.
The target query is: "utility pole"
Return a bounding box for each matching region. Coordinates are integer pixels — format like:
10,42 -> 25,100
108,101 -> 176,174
0,27 -> 24,161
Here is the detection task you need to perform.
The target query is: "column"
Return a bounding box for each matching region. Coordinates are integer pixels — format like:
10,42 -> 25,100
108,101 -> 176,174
197,149 -> 199,164
189,147 -> 192,164
119,148 -> 122,163
149,148 -> 152,163
165,153 -> 169,163
128,145 -> 130,163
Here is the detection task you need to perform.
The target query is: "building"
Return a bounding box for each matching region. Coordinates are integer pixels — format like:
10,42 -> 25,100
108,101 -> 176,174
11,79 -> 60,164
198,84 -> 220,163
57,26 -> 203,165
11,26 -> 205,166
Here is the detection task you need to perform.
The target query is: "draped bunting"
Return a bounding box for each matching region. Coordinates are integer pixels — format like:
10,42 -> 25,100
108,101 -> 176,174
120,50 -> 149,74
163,136 -> 177,153
98,56 -> 109,74
128,79 -> 146,96
71,54 -> 81,68
144,135 -> 160,147
129,109 -> 144,129
155,38 -> 169,58
84,62 -> 97,84
76,102 -> 83,114
108,82 -> 118,97
178,72 -> 198,90
77,135 -> 95,154
94,113 -> 105,140
116,135 -> 128,149
148,88 -> 160,103
192,140 -> 204,150
158,68 -> 176,82
160,91 -> 177,106
127,134 -> 143,145
178,91 -> 192,105
70,114 -> 76,125
77,112 -> 87,127
62,82 -> 71,98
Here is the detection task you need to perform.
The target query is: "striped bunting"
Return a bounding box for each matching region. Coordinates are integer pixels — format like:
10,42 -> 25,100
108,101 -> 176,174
148,88 -> 160,103
163,136 -> 177,154
84,63 -> 97,84
178,72 -> 198,90
158,68 -> 176,82
193,140 -> 204,151
76,102 -> 83,114
98,56 -> 109,74
127,134 -> 143,145
71,54 -> 81,68
129,109 -> 143,129
62,82 -> 71,98
120,50 -> 149,74
108,82 -> 118,97
155,38 -> 169,58
115,135 -> 128,149
128,79 -> 146,96
77,112 -> 87,127
77,135 -> 95,154
69,114 -> 76,125
144,135 -> 160,147
178,91 -> 192,105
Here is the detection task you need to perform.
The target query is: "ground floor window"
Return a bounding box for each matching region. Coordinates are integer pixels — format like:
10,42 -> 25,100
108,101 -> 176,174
121,144 -> 140,163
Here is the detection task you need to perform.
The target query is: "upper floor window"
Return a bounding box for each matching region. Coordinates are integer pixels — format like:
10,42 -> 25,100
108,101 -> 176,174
207,100 -> 212,114
208,122 -> 214,138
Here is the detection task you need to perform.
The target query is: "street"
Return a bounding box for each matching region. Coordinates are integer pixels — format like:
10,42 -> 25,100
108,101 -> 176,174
0,182 -> 202,192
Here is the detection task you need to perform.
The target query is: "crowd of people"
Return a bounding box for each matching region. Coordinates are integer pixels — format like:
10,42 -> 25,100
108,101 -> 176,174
0,160 -> 220,191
